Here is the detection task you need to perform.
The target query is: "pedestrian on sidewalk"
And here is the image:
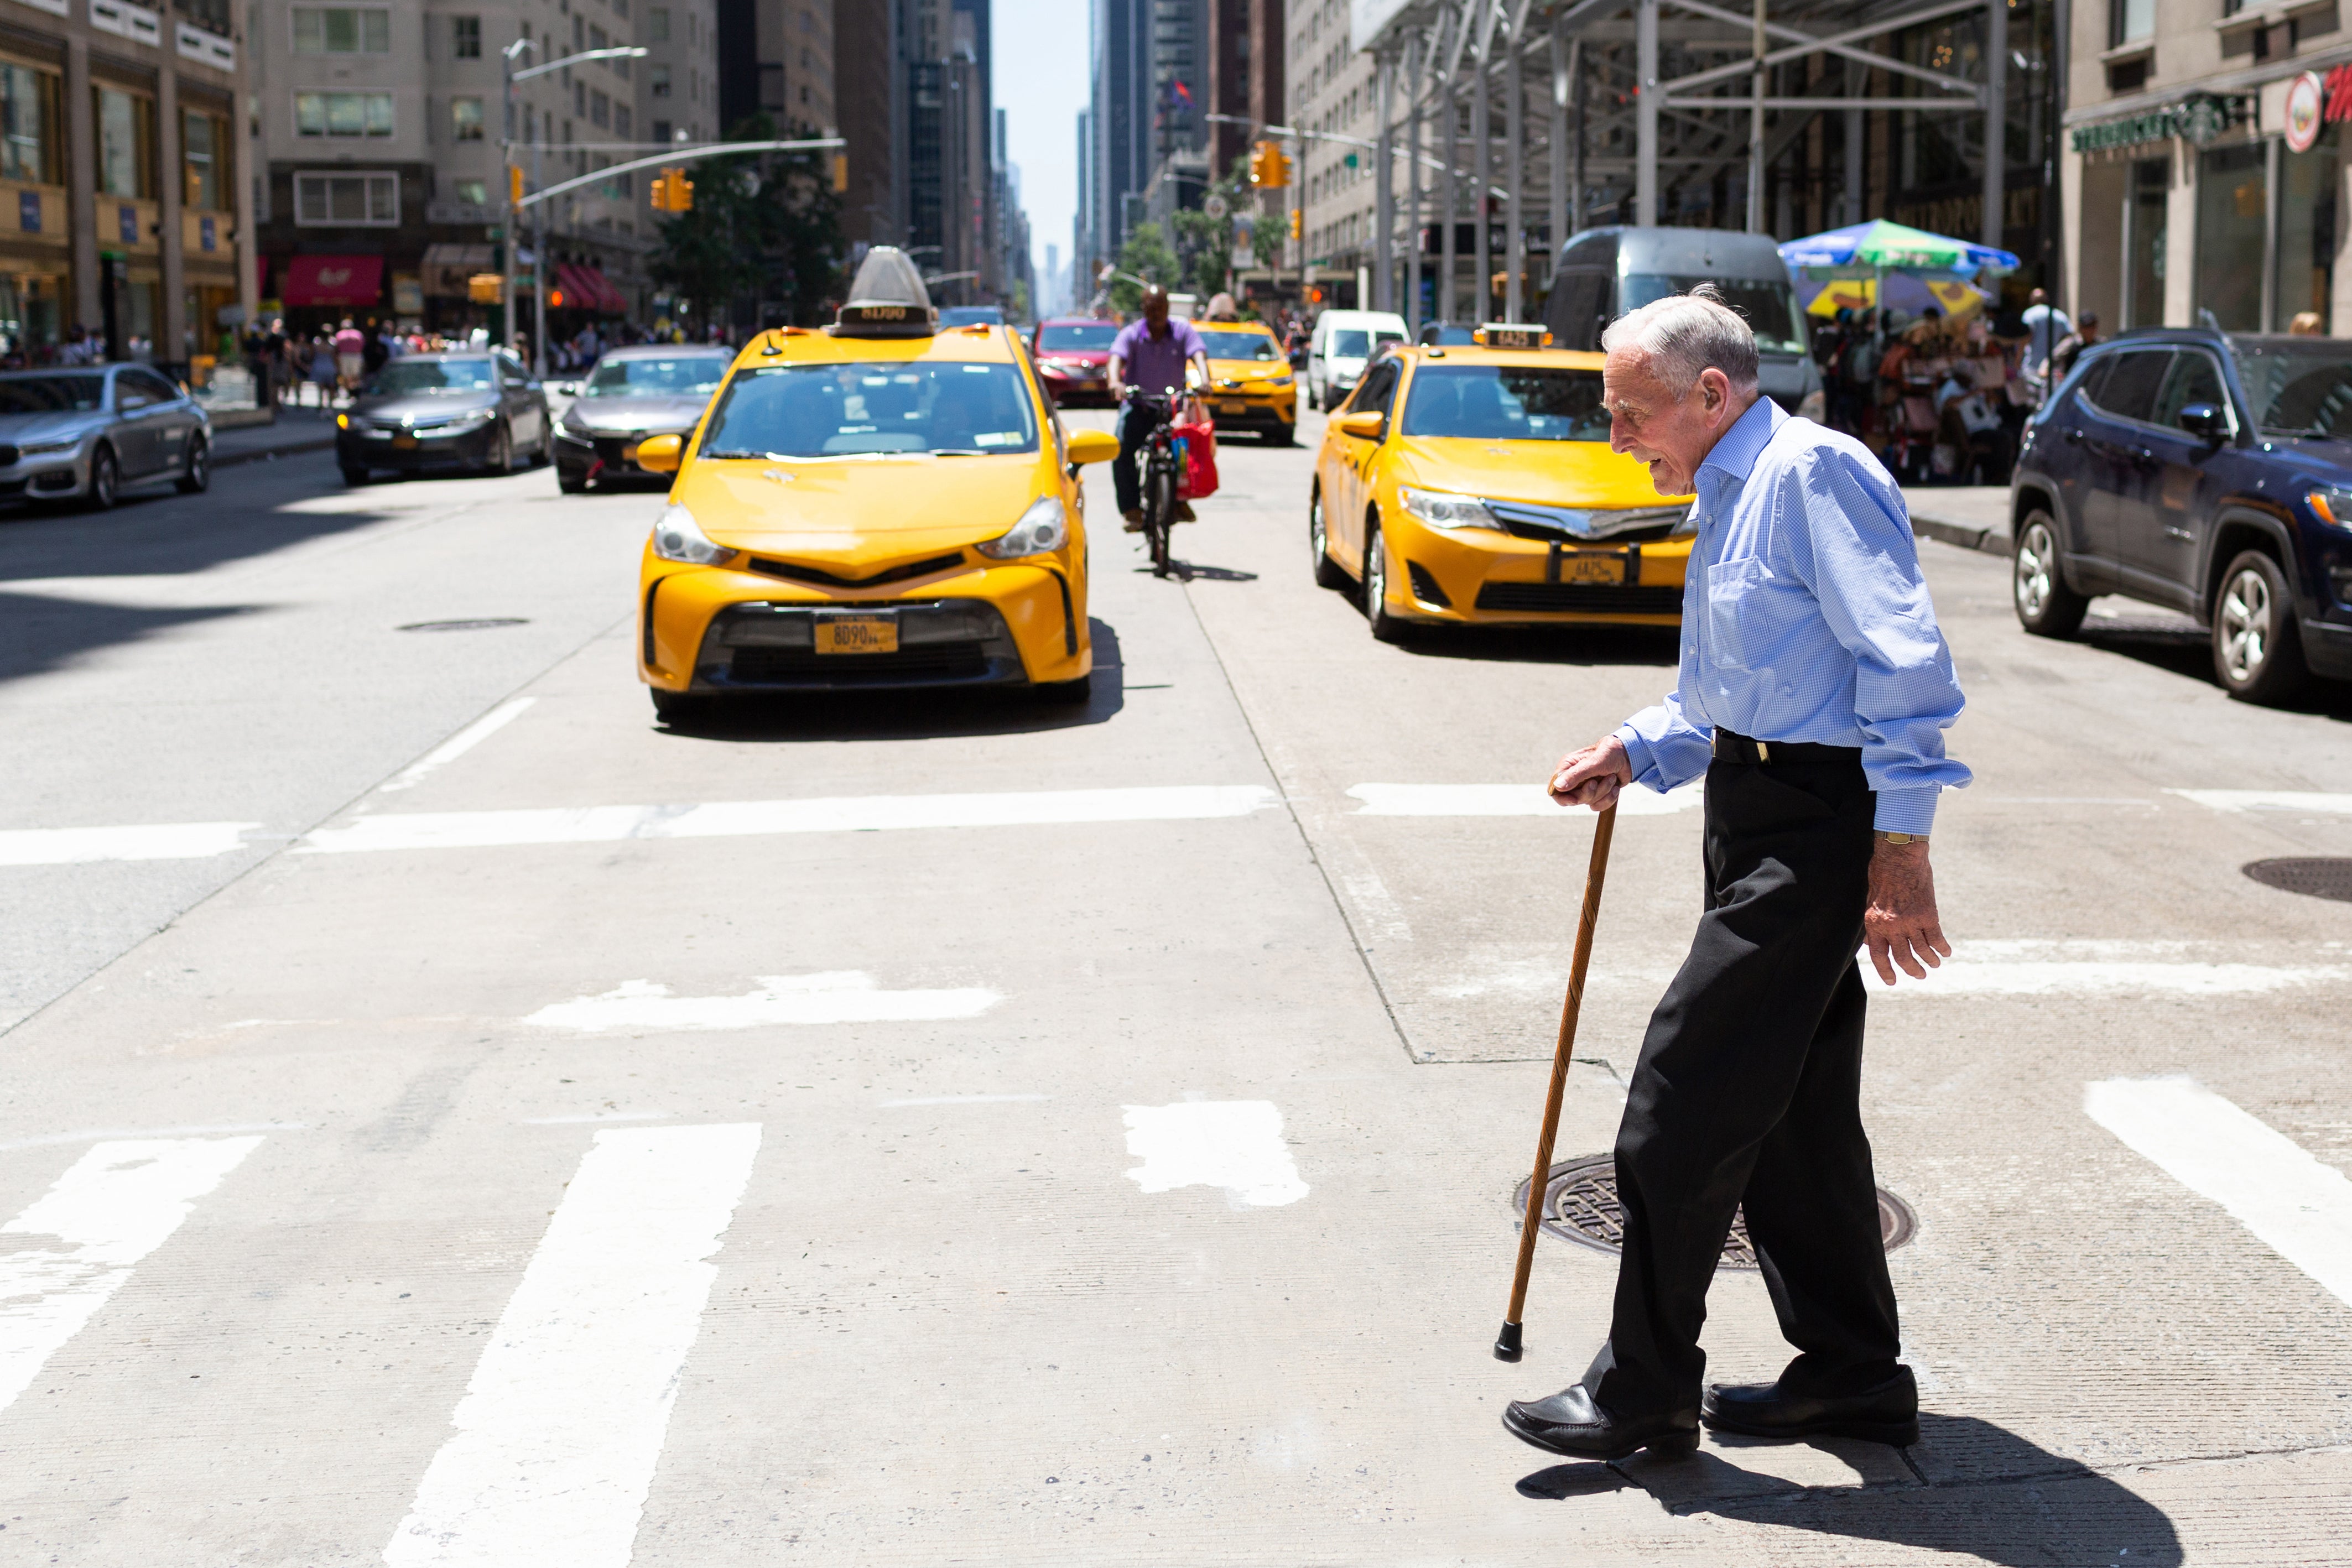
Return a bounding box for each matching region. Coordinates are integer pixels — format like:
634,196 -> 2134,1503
1507,286 -> 1968,1464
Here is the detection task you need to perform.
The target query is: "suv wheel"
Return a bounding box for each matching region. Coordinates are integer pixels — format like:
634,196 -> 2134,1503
2212,550 -> 2309,705
2012,509 -> 2087,637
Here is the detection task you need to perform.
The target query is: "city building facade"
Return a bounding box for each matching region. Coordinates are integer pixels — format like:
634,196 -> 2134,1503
0,0 -> 254,367
2065,0 -> 2352,334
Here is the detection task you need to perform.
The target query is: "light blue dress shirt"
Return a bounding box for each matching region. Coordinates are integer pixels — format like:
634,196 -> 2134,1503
1614,397 -> 1969,834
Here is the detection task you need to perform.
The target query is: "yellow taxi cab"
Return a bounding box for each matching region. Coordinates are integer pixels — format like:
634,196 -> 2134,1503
1309,325 -> 1695,640
633,247 -> 1117,721
1193,318 -> 1298,445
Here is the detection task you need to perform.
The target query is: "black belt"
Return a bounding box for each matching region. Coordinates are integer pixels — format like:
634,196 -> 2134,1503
1711,729 -> 1861,765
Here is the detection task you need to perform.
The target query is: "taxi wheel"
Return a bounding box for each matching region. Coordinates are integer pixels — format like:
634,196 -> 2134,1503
1362,517 -> 1406,644
1310,489 -> 1349,590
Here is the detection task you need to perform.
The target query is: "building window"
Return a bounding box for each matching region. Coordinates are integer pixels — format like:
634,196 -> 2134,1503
651,118 -> 670,143
294,170 -> 398,225
453,177 -> 487,205
296,91 -> 394,138
292,6 -> 392,54
647,5 -> 669,41
0,62 -> 60,186
452,97 -> 485,140
591,90 -> 609,129
95,87 -> 153,199
615,105 -> 632,138
589,24 -> 606,51
2195,142 -> 2268,331
575,80 -> 586,116
2108,0 -> 2154,47
651,63 -> 672,98
452,16 -> 482,59
183,109 -> 228,210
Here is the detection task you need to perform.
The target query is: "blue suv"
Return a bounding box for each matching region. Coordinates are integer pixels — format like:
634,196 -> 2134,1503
2010,326 -> 2352,704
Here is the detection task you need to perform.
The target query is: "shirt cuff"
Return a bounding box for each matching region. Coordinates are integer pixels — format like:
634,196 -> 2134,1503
1872,787 -> 1940,835
1612,723 -> 1658,788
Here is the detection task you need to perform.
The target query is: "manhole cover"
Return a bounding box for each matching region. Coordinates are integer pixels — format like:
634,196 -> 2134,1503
397,618 -> 530,632
1513,1154 -> 1916,1272
2243,858 -> 2352,903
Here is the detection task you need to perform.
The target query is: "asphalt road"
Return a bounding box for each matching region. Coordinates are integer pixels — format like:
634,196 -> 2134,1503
3,416 -> 2350,1564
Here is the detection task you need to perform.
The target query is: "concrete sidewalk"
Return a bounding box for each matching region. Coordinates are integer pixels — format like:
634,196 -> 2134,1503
1902,484 -> 2012,556
211,411 -> 339,468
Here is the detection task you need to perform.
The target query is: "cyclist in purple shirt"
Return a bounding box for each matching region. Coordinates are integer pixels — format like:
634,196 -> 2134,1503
1107,286 -> 1210,530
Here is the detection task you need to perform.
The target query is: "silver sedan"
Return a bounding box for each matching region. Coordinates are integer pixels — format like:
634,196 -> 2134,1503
552,346 -> 731,493
0,364 -> 211,509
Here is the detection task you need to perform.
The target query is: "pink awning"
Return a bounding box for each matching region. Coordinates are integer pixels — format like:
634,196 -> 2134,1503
282,254 -> 383,308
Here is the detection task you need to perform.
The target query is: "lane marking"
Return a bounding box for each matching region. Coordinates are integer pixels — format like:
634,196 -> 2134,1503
0,821 -> 260,867
2169,789 -> 2352,815
878,1093 -> 1049,1107
1123,1101 -> 1308,1209
0,1135 -> 263,1414
519,1113 -> 666,1125
378,699 -> 535,794
1875,940 -> 2343,997
1347,782 -> 1703,816
2086,1077 -> 2352,1310
524,972 -> 1000,1032
0,1122 -> 301,1153
383,1124 -> 761,1568
303,784 -> 1280,853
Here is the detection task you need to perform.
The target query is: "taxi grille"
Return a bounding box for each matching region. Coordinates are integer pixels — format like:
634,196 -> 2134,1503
747,552 -> 967,590
1476,583 -> 1684,615
727,644 -> 991,684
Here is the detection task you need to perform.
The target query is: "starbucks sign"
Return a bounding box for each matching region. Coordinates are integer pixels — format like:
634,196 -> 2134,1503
2070,93 -> 2253,155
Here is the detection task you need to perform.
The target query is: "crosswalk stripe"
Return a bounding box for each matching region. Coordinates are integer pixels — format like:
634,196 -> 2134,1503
0,1135 -> 263,1414
523,972 -> 1000,1032
1123,1101 -> 1309,1208
0,821 -> 259,867
1347,782 -> 1703,816
2086,1077 -> 2352,1310
379,699 -> 535,794
304,784 -> 1279,853
2168,788 -> 2352,815
383,1124 -> 761,1567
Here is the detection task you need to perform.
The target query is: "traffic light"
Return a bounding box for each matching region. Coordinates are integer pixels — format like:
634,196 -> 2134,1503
508,164 -> 524,205
831,153 -> 849,194
651,168 -> 694,213
1289,207 -> 1302,241
1248,140 -> 1290,189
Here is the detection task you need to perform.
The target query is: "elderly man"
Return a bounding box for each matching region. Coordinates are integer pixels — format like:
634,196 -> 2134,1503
1504,288 -> 1968,1462
1107,285 -> 1210,531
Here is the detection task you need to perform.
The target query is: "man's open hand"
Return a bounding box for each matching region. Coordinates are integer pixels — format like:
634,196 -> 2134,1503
1549,736 -> 1632,811
1865,838 -> 1950,984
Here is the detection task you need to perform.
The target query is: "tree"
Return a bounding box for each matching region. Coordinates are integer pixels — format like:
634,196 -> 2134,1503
1109,222 -> 1178,315
1170,157 -> 1278,307
648,113 -> 848,335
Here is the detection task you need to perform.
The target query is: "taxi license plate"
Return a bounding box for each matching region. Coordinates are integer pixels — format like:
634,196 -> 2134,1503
1562,553 -> 1625,585
621,441 -> 641,466
814,617 -> 899,654
393,433 -> 419,450
1219,401 -> 1248,416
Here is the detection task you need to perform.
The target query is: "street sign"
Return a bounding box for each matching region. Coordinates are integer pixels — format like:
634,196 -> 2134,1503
1204,194 -> 1229,220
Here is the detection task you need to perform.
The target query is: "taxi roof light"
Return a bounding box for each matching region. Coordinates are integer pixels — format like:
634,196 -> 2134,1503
1472,322 -> 1552,349
832,246 -> 938,339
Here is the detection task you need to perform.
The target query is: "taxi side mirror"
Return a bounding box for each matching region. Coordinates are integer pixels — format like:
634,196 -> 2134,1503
1066,429 -> 1119,466
1337,409 -> 1385,441
636,433 -> 684,473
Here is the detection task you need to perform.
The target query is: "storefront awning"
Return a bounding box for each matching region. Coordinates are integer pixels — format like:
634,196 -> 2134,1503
556,262 -> 627,315
283,254 -> 384,308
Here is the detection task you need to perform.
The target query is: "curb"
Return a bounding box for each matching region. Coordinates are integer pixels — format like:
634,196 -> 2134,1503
1913,514 -> 2011,558
214,435 -> 337,468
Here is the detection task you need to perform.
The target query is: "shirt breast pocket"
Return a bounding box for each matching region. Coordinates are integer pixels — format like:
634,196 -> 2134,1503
1705,556 -> 1772,669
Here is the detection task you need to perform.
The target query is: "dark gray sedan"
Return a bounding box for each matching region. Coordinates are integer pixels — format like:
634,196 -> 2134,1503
337,351 -> 551,486
0,364 -> 210,509
553,346 -> 731,492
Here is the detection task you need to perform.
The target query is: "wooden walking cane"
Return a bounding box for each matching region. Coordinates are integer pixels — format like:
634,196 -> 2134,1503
1495,800 -> 1618,1362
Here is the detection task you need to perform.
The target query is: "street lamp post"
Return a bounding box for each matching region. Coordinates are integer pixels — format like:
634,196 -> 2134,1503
501,40 -> 649,356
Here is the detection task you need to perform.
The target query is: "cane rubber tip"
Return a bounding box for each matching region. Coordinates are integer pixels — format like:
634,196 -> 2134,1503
1493,1321 -> 1523,1362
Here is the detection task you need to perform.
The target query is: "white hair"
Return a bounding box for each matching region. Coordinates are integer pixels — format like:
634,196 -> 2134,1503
1600,284 -> 1761,396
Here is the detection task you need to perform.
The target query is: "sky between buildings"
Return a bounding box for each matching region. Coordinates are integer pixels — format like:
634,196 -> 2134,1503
995,0 -> 1090,309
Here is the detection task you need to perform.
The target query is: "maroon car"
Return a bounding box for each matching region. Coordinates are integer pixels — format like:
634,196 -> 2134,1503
1030,318 -> 1121,408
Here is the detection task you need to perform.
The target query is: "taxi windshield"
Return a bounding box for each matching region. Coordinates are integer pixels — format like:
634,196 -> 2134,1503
1401,364 -> 1612,441
1199,330 -> 1279,361
584,356 -> 727,398
699,361 -> 1040,457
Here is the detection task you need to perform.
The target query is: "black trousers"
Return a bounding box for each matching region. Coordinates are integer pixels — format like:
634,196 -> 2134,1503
1583,752 -> 1903,1418
1111,401 -> 1152,514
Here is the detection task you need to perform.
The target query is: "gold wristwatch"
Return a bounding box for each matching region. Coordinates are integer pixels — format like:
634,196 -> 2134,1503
1877,831 -> 1928,846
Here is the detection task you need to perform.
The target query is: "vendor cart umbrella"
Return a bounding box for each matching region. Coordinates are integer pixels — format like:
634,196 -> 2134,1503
1777,218 -> 2019,274
1801,274 -> 1990,322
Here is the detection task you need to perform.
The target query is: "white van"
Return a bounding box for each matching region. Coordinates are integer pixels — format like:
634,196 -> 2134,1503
1307,309 -> 1409,410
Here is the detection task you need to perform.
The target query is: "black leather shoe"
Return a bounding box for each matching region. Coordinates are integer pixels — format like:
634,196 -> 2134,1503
1502,1384 -> 1700,1461
1700,1366 -> 1919,1446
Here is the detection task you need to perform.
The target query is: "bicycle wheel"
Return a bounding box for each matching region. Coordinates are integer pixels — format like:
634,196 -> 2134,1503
1146,455 -> 1175,576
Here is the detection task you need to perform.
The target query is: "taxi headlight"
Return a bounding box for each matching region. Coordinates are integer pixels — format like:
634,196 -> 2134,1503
1268,369 -> 1293,384
650,503 -> 733,565
977,495 -> 1069,559
1399,485 -> 1502,532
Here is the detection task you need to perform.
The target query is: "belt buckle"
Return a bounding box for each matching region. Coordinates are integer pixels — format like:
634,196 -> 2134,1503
1755,739 -> 1771,763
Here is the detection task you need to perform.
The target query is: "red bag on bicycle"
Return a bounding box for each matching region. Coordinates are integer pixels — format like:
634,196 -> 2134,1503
1172,398 -> 1219,501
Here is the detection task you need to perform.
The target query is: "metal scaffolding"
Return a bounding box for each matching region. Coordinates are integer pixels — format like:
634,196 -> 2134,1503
1351,0 -> 2039,331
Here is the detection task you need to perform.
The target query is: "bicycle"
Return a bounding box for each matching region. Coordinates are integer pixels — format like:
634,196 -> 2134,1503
1124,387 -> 1180,578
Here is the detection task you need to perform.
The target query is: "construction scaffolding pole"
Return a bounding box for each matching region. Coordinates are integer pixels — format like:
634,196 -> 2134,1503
1470,0 -> 1492,323
1440,64 -> 1459,323
1407,33 -> 1425,332
1636,0 -> 1658,225
1376,53 -> 1397,314
1504,13 -> 1526,322
1549,17 -> 1570,266
1746,0 -> 1766,232
1981,0 -> 2006,249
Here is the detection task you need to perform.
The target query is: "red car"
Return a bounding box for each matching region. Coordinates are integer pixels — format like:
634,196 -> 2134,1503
1030,317 -> 1121,408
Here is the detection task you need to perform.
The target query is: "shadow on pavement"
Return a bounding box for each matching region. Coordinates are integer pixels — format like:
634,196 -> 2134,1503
1517,1413 -> 2182,1565
2075,621 -> 2352,721
0,590 -> 255,685
0,487 -> 418,584
654,618 -> 1130,740
1391,621 -> 1683,668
